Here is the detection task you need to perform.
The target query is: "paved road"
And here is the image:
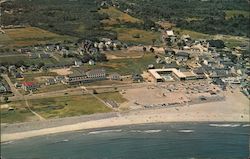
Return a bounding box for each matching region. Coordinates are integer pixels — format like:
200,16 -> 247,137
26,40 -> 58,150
1,74 -> 22,97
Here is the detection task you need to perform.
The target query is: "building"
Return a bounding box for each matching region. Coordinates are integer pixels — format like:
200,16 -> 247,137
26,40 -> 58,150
88,59 -> 95,65
45,78 -> 56,85
175,52 -> 190,62
74,60 -> 83,67
0,83 -> 7,93
109,73 -> 121,80
148,68 -> 197,82
65,69 -> 106,85
22,82 -> 37,91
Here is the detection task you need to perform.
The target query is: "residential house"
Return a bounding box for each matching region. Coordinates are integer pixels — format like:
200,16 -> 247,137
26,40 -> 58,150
39,53 -> 50,59
65,69 -> 106,85
45,78 -> 56,85
175,52 -> 190,62
0,82 -> 7,93
109,73 -> 121,81
88,59 -> 95,65
22,82 -> 37,91
132,74 -> 143,82
14,72 -> 24,80
74,60 -> 83,67
86,69 -> 106,79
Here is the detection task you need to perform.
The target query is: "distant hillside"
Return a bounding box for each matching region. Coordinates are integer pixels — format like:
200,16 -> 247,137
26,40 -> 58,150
116,0 -> 250,37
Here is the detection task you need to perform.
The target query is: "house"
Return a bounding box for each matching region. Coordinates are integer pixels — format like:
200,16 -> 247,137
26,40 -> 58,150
175,52 -> 190,62
0,83 -> 7,93
74,60 -> 83,67
203,59 -> 217,67
109,73 -> 121,80
132,74 -> 143,82
14,72 -> 24,80
86,69 -> 106,79
156,58 -> 164,64
193,67 -> 207,79
28,53 -> 38,59
148,64 -> 155,69
0,66 -> 7,73
164,48 -> 175,56
210,69 -> 231,78
22,82 -> 37,91
88,59 -> 95,65
166,30 -> 174,37
39,53 -> 50,59
8,65 -> 16,73
65,69 -> 106,85
45,78 -> 56,85
20,65 -> 27,72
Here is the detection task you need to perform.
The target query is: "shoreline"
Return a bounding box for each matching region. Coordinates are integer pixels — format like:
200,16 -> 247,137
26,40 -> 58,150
1,89 -> 249,142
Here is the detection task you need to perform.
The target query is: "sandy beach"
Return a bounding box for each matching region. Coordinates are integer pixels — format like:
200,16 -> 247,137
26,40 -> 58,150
1,89 -> 249,142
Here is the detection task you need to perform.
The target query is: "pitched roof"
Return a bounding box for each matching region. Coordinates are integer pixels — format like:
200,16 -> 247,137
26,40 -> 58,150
22,82 -> 35,87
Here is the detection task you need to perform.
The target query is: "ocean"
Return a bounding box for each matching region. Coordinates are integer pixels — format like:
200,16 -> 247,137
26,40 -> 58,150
1,122 -> 249,159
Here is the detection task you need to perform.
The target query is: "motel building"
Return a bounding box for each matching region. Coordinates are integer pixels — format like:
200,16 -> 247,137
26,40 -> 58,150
148,68 -> 197,82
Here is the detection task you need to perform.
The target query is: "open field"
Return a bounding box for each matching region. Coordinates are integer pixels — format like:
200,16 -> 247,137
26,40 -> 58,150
105,50 -> 144,59
111,28 -> 161,45
83,53 -> 162,75
0,55 -> 58,65
1,92 -> 126,123
174,27 -> 249,48
100,7 -> 142,26
225,10 -> 250,19
0,27 -> 74,47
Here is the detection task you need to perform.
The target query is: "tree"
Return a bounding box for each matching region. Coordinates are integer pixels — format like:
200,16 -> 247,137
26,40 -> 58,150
37,62 -> 45,69
150,47 -> 155,53
82,53 -> 92,63
4,96 -> 8,103
152,39 -> 156,46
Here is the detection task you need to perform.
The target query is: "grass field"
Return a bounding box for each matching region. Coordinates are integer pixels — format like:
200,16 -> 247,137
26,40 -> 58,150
0,27 -> 74,47
85,53 -> 162,75
100,7 -> 142,26
0,55 -> 58,65
1,92 -> 126,123
105,50 -> 144,59
111,28 -> 161,45
174,27 -> 249,48
225,10 -> 250,19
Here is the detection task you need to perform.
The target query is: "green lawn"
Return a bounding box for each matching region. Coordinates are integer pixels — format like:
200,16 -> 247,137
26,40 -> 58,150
1,92 -> 125,123
0,55 -> 58,65
84,53 -> 161,75
110,28 -> 161,45
225,10 -> 250,19
1,27 -> 75,48
174,27 -> 249,48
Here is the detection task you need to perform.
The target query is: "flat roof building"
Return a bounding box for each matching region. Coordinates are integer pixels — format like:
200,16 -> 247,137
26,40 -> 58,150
148,68 -> 197,82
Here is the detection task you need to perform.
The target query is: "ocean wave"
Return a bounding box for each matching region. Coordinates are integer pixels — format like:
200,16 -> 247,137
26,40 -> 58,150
88,129 -> 122,135
1,141 -> 14,145
178,130 -> 194,133
143,130 -> 162,133
209,124 -> 241,128
242,124 -> 250,127
130,129 -> 162,133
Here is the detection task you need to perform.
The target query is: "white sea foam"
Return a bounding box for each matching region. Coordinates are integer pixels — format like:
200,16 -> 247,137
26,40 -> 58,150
178,130 -> 194,133
130,130 -> 162,133
209,124 -> 241,128
242,124 -> 250,127
1,141 -> 14,145
143,130 -> 162,133
130,130 -> 143,133
88,129 -> 122,134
